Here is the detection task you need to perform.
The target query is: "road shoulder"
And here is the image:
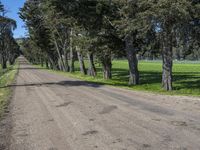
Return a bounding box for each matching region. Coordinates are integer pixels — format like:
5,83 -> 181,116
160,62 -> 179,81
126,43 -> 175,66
0,64 -> 19,150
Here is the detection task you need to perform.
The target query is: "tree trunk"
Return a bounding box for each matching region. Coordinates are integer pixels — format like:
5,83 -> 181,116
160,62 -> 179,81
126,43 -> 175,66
102,56 -> 112,80
45,59 -> 49,69
58,58 -> 63,70
53,36 -> 66,71
49,61 -> 53,69
70,49 -> 75,72
63,50 -> 69,72
69,29 -> 75,72
87,52 -> 96,77
77,50 -> 86,75
49,57 -> 57,70
2,56 -> 7,69
9,56 -> 15,65
41,58 -> 44,67
9,60 -> 15,65
162,31 -> 173,91
125,34 -> 139,85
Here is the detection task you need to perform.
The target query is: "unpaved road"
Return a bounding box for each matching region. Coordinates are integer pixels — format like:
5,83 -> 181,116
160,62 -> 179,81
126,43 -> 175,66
1,57 -> 200,150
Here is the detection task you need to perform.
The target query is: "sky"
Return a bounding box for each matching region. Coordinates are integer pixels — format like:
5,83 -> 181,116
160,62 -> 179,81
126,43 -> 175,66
1,0 -> 26,38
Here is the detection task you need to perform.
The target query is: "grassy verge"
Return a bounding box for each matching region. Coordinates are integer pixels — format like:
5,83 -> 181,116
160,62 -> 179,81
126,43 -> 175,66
0,63 -> 19,118
35,60 -> 200,97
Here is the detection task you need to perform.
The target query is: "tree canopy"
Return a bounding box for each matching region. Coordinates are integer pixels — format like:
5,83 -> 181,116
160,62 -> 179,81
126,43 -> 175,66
0,1 -> 20,68
20,0 -> 200,91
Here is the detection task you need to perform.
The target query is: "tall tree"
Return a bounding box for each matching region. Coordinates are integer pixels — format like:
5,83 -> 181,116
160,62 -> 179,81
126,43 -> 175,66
20,0 -> 59,70
112,0 -> 142,85
0,2 -> 18,68
137,0 -> 194,90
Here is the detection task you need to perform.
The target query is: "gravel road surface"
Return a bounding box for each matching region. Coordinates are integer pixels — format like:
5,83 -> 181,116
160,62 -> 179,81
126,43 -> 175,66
1,57 -> 200,150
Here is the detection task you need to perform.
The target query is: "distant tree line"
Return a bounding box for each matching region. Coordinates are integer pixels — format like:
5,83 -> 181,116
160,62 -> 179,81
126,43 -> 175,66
20,0 -> 200,91
0,1 -> 20,69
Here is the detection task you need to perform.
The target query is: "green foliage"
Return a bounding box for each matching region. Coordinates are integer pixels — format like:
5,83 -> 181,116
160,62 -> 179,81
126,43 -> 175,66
20,0 -> 200,91
0,2 -> 20,68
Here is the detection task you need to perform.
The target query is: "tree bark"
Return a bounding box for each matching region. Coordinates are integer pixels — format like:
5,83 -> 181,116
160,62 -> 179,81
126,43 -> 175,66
69,29 -> 75,72
49,57 -> 57,70
9,56 -> 15,65
63,50 -> 69,72
41,57 -> 44,67
87,52 -> 96,77
58,58 -> 63,71
125,34 -> 139,85
45,59 -> 49,69
77,50 -> 86,75
49,61 -> 53,70
53,35 -> 67,71
162,31 -> 173,91
102,55 -> 112,79
9,60 -> 15,65
1,55 -> 7,69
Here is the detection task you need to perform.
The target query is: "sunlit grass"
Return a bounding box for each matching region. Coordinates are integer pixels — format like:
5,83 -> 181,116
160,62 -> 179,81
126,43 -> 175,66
36,60 -> 200,96
0,63 -> 18,118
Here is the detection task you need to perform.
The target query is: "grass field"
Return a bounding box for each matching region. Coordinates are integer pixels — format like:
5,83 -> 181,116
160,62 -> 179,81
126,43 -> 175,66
38,60 -> 200,96
0,63 -> 18,118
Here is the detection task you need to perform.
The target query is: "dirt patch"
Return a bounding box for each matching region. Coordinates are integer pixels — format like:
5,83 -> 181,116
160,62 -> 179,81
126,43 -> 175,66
143,143 -> 151,148
89,118 -> 95,122
112,138 -> 122,144
48,148 -> 58,150
82,130 -> 98,136
0,108 -> 12,150
152,118 -> 161,122
48,119 -> 54,122
171,121 -> 188,127
162,135 -> 173,143
99,105 -> 117,114
56,101 -> 72,108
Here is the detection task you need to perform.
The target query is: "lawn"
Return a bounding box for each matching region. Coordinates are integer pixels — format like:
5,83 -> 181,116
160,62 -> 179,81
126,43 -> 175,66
0,63 -> 18,118
38,60 -> 200,96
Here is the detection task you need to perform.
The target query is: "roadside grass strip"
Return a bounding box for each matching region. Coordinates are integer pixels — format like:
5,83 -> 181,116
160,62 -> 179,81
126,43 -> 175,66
0,63 -> 18,118
35,60 -> 200,97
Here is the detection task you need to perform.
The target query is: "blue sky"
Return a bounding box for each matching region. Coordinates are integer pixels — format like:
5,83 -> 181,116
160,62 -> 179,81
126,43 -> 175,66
1,0 -> 26,38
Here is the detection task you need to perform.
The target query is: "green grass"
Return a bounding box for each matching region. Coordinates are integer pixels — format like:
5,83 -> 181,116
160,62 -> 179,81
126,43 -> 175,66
0,63 -> 19,118
36,60 -> 200,96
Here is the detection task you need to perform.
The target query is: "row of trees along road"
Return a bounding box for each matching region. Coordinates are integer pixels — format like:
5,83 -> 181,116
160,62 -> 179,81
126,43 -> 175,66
0,2 -> 20,69
19,0 -> 200,91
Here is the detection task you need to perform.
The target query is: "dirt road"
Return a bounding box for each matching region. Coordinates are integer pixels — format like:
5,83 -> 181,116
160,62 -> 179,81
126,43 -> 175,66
1,57 -> 200,150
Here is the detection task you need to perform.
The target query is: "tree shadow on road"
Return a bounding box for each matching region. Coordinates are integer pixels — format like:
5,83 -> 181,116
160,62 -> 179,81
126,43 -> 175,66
18,67 -> 45,70
0,80 -> 103,89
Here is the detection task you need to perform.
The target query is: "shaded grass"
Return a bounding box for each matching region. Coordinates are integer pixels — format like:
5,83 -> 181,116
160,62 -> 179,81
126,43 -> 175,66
0,63 -> 19,118
36,60 -> 200,96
